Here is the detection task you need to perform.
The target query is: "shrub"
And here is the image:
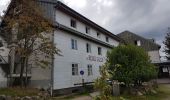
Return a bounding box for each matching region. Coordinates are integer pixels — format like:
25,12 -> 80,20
107,45 -> 157,87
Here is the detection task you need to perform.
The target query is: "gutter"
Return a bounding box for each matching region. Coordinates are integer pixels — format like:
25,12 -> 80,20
55,22 -> 115,48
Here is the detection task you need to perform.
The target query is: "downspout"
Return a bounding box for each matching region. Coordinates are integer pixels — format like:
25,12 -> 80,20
50,30 -> 55,96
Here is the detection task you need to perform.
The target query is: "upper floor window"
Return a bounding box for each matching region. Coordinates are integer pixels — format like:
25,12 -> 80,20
0,40 -> 3,47
71,39 -> 78,50
86,43 -> 91,53
97,32 -> 101,38
106,36 -> 109,42
87,64 -> 93,76
72,63 -> 78,76
70,19 -> 76,28
135,40 -> 141,46
85,26 -> 90,34
98,47 -> 102,55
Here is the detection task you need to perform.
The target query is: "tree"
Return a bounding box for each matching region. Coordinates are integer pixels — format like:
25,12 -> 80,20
164,27 -> 170,60
94,63 -> 113,100
1,0 -> 59,87
107,45 -> 157,87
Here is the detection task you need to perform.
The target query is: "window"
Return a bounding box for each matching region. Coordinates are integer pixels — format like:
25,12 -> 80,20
87,64 -> 93,76
71,39 -> 78,50
70,19 -> 76,28
0,40 -> 3,47
86,43 -> 91,53
135,40 -> 141,46
106,36 -> 109,42
85,26 -> 90,34
72,63 -> 78,75
97,32 -> 101,38
98,47 -> 102,55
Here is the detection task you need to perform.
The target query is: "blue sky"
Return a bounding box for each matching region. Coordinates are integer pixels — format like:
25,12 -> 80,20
1,0 -> 170,60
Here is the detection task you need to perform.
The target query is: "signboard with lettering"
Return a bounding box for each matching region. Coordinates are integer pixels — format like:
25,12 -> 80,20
86,55 -> 105,62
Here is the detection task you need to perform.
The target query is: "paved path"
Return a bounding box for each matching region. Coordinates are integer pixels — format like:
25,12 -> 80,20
157,78 -> 170,84
71,96 -> 92,100
71,92 -> 99,100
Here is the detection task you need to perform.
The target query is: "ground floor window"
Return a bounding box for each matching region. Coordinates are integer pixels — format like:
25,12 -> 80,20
87,64 -> 93,76
72,63 -> 78,75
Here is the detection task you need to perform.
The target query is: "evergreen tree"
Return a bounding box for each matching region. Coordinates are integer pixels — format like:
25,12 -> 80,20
164,27 -> 170,60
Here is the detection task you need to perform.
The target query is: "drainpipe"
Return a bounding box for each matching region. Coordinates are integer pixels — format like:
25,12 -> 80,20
50,30 -> 55,96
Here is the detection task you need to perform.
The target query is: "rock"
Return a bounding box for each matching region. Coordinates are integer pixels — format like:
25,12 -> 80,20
32,96 -> 40,100
15,96 -> 21,100
137,91 -> 143,96
22,96 -> 32,100
0,95 -> 6,100
151,89 -> 157,94
6,96 -> 12,100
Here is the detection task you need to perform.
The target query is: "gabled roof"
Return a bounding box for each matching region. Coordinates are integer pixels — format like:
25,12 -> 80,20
52,0 -> 122,42
0,0 -> 123,43
117,30 -> 161,51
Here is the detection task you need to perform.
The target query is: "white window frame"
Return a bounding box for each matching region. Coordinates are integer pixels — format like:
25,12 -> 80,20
70,19 -> 76,28
98,47 -> 102,55
71,39 -> 78,50
87,64 -> 93,76
135,40 -> 141,46
85,26 -> 90,34
97,32 -> 101,38
72,63 -> 78,76
106,36 -> 109,42
86,43 -> 91,53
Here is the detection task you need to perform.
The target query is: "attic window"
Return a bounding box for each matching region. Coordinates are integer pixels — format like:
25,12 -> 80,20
135,40 -> 141,46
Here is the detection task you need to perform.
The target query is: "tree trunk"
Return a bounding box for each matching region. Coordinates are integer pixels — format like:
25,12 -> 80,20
20,57 -> 26,87
25,58 -> 28,87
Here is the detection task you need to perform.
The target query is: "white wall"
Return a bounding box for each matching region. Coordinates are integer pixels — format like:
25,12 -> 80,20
148,50 -> 161,63
0,47 -> 9,64
55,10 -> 119,47
53,30 -> 115,89
0,67 -> 7,88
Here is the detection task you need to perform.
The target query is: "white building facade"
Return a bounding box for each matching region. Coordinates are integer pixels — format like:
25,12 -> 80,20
0,0 -> 122,94
51,1 -> 121,94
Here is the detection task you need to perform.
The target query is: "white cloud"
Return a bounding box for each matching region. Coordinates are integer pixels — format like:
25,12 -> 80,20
0,0 -> 10,15
63,0 -> 87,8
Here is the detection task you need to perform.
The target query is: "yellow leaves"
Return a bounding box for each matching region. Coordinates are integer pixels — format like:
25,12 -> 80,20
1,0 -> 58,69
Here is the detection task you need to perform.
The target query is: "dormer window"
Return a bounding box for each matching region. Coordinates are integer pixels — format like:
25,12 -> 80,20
70,19 -> 76,28
85,26 -> 90,34
135,40 -> 141,46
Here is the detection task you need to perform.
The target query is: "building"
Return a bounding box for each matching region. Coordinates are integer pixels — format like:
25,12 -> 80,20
0,0 -> 122,95
117,31 -> 161,63
117,31 -> 169,78
0,36 -> 9,88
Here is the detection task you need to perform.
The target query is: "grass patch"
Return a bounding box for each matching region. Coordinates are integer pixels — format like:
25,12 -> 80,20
112,84 -> 170,100
52,92 -> 90,100
0,87 -> 39,97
